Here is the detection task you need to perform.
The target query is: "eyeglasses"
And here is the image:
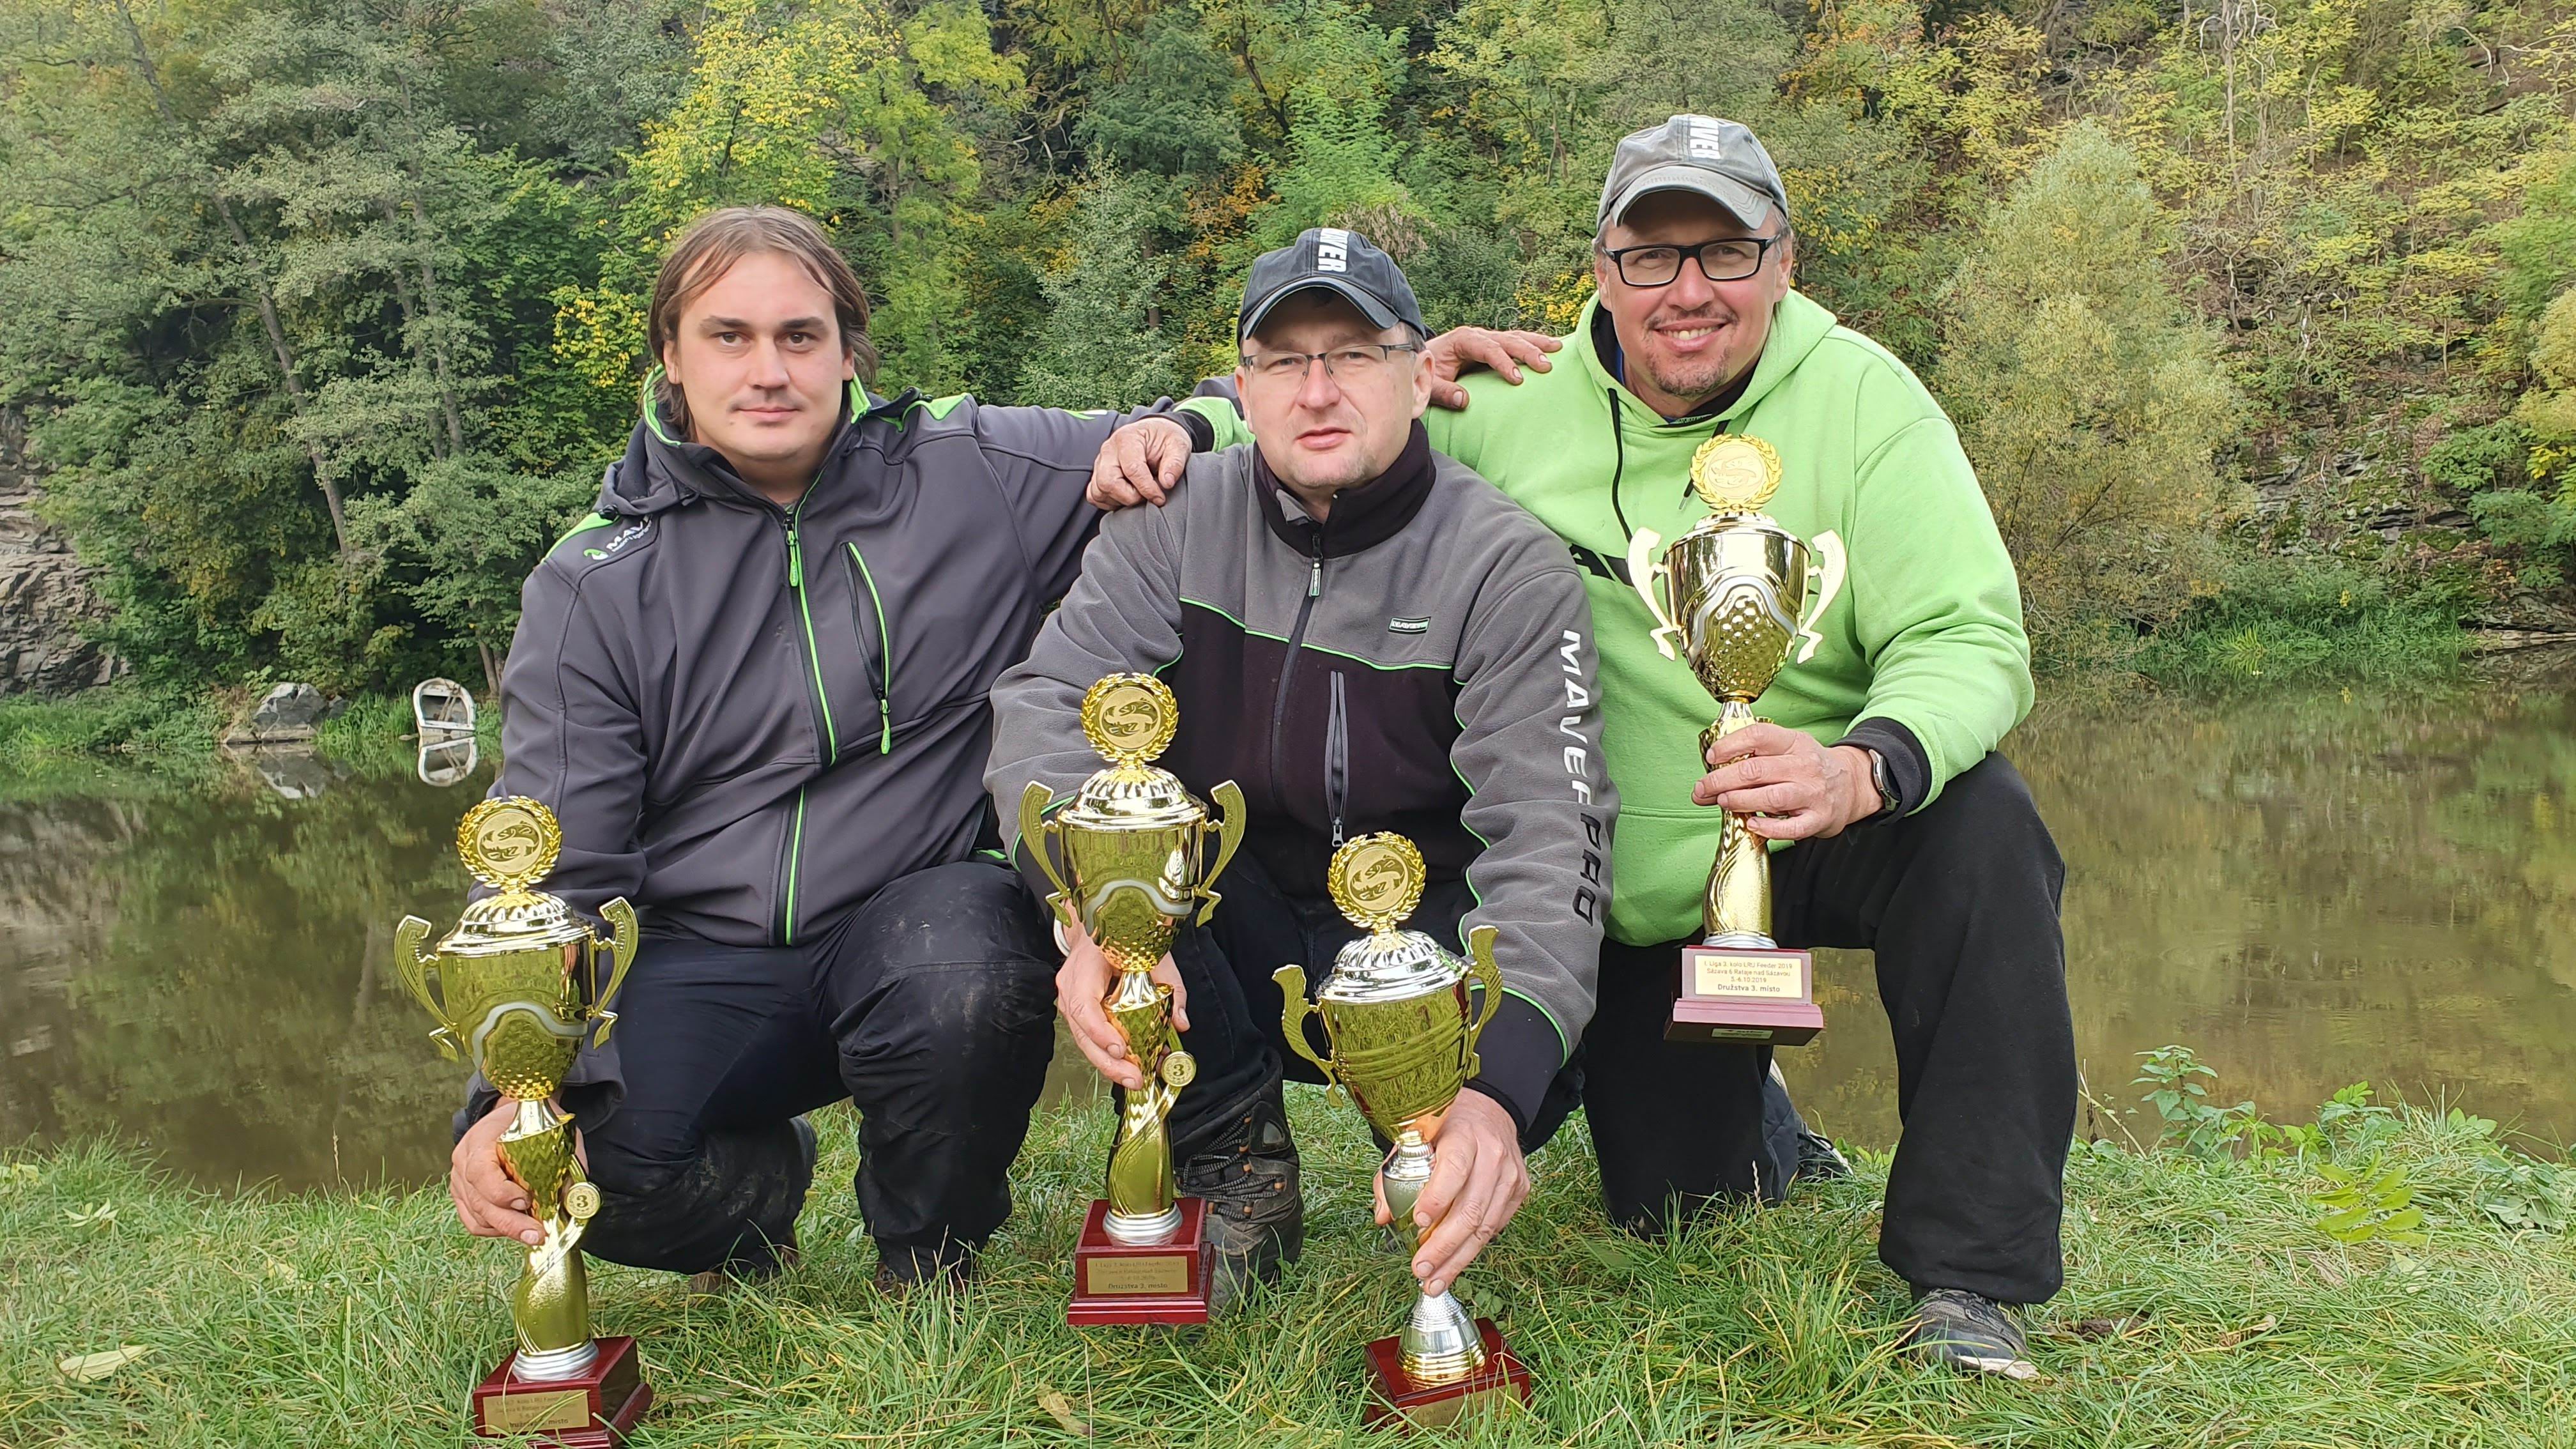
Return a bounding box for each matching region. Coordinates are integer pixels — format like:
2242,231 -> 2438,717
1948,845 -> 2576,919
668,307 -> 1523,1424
1238,342 -> 1423,387
1598,234 -> 1786,287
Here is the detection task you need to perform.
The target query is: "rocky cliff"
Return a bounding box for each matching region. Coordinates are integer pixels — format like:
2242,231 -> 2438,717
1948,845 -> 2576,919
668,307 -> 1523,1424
0,410 -> 119,696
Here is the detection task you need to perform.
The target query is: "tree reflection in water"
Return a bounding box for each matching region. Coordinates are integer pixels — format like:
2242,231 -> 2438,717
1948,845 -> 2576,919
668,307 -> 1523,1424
5,687 -> 2574,1191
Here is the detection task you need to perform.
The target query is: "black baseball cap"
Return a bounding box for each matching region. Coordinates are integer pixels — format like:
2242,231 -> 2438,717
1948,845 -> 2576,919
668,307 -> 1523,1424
1238,227 -> 1428,343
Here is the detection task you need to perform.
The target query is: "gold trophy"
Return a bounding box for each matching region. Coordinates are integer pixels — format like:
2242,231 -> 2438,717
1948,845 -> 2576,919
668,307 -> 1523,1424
395,797 -> 650,1445
1016,673 -> 1245,1324
1626,434 -> 1828,1046
1277,834 -> 1533,1429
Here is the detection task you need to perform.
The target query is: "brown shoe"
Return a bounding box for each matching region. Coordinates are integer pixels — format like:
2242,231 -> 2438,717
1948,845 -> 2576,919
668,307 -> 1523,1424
873,1250 -> 972,1296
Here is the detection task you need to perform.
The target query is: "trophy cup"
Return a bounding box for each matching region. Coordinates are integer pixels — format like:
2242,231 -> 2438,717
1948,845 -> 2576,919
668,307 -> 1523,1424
1017,673 -> 1245,1325
1625,434 -> 1829,1047
1277,834 -> 1534,1430
395,797 -> 649,1446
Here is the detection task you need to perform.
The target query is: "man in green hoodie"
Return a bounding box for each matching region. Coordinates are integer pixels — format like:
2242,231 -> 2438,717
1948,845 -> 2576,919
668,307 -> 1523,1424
1094,116 -> 2074,1376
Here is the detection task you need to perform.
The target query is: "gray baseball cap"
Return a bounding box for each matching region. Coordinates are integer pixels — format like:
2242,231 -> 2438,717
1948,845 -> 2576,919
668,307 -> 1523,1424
1597,115 -> 1790,234
1238,227 -> 1428,342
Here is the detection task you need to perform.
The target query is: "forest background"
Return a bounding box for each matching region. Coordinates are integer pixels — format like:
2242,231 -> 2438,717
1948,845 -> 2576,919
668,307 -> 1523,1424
3,0 -> 2574,705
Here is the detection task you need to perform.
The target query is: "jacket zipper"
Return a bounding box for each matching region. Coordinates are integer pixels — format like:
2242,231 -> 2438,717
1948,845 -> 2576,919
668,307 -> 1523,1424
1268,549 -> 1324,809
845,542 -> 893,753
1326,670 -> 1350,847
776,495 -> 833,946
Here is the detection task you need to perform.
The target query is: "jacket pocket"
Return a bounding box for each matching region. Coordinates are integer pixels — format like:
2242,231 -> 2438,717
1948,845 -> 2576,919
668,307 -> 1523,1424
843,543 -> 894,753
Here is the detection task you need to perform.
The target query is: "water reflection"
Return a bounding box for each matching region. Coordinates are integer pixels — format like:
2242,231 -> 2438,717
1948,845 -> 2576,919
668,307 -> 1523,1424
4,687 -> 2572,1191
1784,687 -> 2576,1152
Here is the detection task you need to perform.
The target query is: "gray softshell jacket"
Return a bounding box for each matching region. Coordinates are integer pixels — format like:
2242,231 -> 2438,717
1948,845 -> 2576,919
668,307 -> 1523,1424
985,435 -> 1615,1127
493,386 -> 1227,949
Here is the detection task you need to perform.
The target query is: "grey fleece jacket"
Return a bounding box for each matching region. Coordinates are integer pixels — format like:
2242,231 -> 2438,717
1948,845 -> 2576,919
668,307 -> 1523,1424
984,433 -> 1614,1128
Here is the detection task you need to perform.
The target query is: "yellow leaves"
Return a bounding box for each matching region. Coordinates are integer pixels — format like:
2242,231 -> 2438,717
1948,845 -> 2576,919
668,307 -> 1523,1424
63,1200 -> 118,1229
549,286 -> 648,395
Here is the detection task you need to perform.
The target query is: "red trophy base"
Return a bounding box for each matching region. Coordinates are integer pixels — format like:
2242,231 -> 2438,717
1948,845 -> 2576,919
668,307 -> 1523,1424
1360,1319 -> 1533,1432
1667,944 -> 1823,1046
1067,1197 -> 1213,1326
469,1335 -> 651,1446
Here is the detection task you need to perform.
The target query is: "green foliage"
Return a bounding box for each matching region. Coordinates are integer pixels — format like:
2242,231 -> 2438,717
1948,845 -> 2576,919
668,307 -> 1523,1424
2133,1044 -> 2258,1158
2130,554 -> 2467,689
6,0 -> 2575,694
2311,1153 -> 2429,1245
1936,122 -> 2241,661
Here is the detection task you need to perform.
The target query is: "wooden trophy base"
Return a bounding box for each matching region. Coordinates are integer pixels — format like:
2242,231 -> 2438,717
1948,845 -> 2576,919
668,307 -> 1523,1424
1361,1319 -> 1533,1432
1067,1197 -> 1213,1326
470,1335 -> 650,1446
1667,944 -> 1823,1045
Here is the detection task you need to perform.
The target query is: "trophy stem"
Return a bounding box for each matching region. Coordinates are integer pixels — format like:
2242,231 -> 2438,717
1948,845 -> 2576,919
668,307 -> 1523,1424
1101,965 -> 1184,1239
497,1098 -> 599,1376
1383,1128 -> 1490,1385
1700,705 -> 1777,947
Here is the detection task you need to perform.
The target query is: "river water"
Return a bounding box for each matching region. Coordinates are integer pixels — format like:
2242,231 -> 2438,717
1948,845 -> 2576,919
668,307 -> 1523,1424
4,687 -> 2572,1191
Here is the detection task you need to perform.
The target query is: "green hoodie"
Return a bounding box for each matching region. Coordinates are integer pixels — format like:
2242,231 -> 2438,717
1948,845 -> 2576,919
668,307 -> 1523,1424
1203,289 -> 2031,946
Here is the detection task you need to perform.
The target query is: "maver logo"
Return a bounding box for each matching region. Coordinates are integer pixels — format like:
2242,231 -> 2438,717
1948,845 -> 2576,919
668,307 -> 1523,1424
583,518 -> 652,560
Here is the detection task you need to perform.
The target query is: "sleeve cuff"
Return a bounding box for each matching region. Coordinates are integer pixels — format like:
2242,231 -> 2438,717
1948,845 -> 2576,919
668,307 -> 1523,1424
1172,407 -> 1215,453
1464,995 -> 1563,1138
1834,716 -> 1929,822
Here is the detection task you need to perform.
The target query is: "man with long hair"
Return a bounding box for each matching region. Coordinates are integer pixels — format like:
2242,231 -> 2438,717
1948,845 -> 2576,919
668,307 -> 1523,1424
444,205 -> 1243,1292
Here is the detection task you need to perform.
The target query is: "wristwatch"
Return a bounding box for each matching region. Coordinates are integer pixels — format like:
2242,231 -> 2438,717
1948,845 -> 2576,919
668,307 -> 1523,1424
1860,747 -> 1900,822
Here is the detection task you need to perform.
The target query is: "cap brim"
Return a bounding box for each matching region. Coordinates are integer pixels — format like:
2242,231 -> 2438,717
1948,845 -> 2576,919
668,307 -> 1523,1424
1600,166 -> 1779,231
1239,277 -> 1404,341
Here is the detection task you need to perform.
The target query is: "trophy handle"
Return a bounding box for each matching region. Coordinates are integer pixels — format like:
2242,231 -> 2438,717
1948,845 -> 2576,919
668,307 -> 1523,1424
1197,779 -> 1248,924
1462,924 -> 1503,1081
1016,780 -> 1073,921
1625,529 -> 1683,661
393,915 -> 461,1062
1796,530 -> 1844,664
588,896 -> 640,1049
1272,965 -> 1338,1090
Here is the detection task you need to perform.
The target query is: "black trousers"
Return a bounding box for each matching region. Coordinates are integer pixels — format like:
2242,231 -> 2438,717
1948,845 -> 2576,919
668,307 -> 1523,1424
464,861 -> 1056,1277
1571,752 -> 2075,1304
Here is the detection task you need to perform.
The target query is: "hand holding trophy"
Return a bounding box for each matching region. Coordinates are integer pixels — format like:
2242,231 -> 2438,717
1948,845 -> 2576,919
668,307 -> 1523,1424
394,797 -> 649,1445
1625,435 -> 1830,1046
1018,673 -> 1245,1324
1278,834 -> 1534,1430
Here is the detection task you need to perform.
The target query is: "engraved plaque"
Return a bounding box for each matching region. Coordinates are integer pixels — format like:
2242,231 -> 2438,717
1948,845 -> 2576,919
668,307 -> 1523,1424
1084,1253 -> 1191,1296
1692,951 -> 1804,999
483,1388 -> 590,1435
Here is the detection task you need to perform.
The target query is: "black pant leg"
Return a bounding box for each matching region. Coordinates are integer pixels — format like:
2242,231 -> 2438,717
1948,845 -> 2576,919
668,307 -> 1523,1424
819,860 -> 1056,1271
568,933 -> 841,1275
1771,751 -> 2074,1304
1162,849 -> 1315,1161
1574,938 -> 1775,1232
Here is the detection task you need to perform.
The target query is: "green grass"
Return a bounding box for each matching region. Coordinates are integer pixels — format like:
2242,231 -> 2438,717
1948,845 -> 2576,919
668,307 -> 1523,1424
0,686 -> 224,794
2128,555 -> 2470,691
4,1094 -> 2571,1446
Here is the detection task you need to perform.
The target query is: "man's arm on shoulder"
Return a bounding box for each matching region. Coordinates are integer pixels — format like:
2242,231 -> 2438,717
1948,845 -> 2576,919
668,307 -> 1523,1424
984,483 -> 1190,891
1446,553 -> 1616,1136
1841,404 -> 2035,814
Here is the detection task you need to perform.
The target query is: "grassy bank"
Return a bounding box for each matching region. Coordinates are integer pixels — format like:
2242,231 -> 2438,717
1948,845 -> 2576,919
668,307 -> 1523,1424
0,685 -> 493,791
4,1084 -> 2571,1448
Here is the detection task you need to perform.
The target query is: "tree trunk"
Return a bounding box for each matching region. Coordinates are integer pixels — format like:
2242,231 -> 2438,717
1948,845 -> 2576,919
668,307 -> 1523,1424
479,640 -> 502,700
113,0 -> 351,558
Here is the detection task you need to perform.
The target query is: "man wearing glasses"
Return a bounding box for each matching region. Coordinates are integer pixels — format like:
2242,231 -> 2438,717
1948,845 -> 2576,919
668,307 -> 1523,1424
1096,118 -> 2073,1374
988,228 -> 1613,1311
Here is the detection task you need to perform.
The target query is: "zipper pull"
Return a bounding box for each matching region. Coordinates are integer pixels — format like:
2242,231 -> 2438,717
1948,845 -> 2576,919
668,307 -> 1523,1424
785,523 -> 802,588
1308,556 -> 1322,598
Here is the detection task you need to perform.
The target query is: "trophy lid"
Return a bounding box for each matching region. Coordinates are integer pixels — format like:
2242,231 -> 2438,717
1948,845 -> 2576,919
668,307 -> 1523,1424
1056,673 -> 1207,831
1317,835 -> 1469,1004
1689,434 -> 1783,518
436,797 -> 596,958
